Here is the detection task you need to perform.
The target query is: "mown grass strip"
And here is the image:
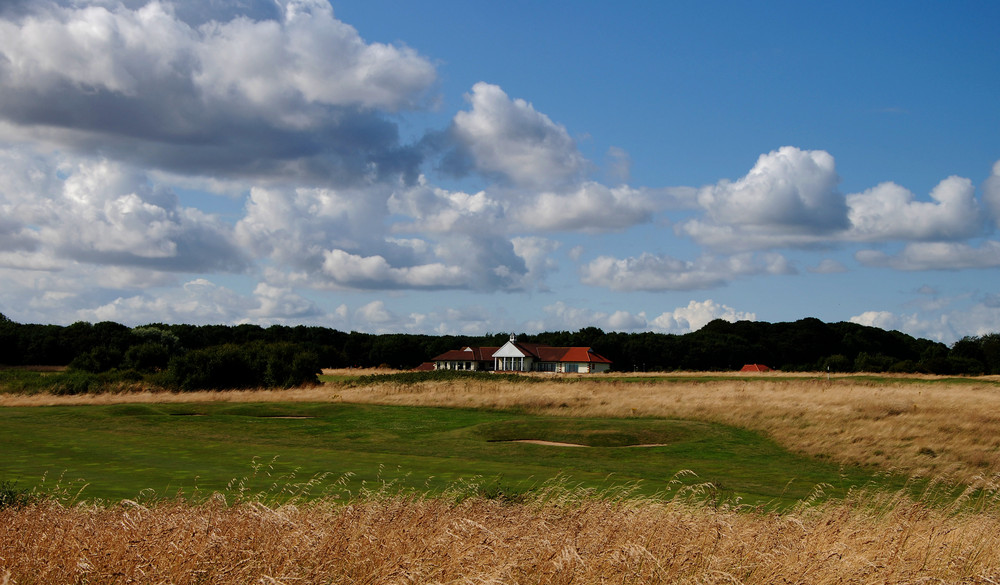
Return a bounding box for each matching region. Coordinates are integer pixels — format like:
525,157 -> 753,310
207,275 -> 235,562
0,402 -> 911,507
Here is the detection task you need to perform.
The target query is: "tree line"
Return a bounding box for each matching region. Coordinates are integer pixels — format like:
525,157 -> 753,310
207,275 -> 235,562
1,313 -> 999,387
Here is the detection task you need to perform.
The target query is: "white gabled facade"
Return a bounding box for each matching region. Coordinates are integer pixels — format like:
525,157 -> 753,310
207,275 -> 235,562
492,335 -> 533,372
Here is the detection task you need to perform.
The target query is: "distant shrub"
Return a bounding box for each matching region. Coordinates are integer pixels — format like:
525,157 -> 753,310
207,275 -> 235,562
51,371 -> 98,395
122,342 -> 172,372
821,354 -> 852,373
888,360 -> 919,373
854,352 -> 895,372
0,369 -> 150,395
68,346 -> 123,373
167,342 -> 320,391
946,357 -> 985,376
0,370 -> 56,395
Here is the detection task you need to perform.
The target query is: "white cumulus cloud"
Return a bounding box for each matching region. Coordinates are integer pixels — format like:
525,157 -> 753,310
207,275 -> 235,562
388,179 -> 505,235
650,300 -> 756,334
80,278 -> 254,325
678,146 -> 847,250
236,184 -> 391,269
196,0 -> 435,115
0,1 -> 436,184
515,182 -> 657,232
855,241 -> 1000,271
580,252 -> 794,292
846,176 -> 982,241
321,249 -> 466,290
0,148 -> 246,273
529,301 -> 648,332
248,282 -> 322,320
449,82 -> 586,189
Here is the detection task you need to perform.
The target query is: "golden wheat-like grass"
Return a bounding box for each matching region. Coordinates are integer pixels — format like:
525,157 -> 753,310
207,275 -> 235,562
2,488 -> 1000,585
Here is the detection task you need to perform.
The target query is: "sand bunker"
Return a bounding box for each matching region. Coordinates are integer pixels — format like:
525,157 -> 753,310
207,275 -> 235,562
265,416 -> 316,419
512,440 -> 588,447
504,440 -> 667,448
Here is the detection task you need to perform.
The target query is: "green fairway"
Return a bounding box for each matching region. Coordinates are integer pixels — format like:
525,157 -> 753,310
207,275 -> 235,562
0,402 -> 902,506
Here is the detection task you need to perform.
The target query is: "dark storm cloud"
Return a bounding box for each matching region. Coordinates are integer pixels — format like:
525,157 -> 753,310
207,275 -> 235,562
0,85 -> 423,187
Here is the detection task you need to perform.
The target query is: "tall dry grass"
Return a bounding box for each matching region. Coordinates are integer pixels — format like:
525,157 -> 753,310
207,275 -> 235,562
3,487 -> 1000,584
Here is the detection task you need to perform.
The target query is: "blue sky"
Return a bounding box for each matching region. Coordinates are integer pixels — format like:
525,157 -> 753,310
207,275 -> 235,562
0,0 -> 997,343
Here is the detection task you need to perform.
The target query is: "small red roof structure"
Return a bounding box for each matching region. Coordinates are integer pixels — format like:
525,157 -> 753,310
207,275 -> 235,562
740,364 -> 772,372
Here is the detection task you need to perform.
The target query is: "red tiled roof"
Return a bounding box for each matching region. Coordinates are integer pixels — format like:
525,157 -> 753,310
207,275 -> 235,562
508,342 -> 543,358
557,347 -> 612,364
740,364 -> 771,372
430,347 -> 500,362
531,346 -> 611,364
497,343 -> 612,364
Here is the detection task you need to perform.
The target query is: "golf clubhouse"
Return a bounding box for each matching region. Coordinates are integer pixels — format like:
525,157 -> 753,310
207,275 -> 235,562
430,334 -> 612,374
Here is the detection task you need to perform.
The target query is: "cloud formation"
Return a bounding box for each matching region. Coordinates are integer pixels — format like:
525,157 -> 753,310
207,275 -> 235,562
679,147 -> 847,250
525,301 -> 648,333
580,252 -> 794,292
515,183 -> 656,232
447,82 -> 586,189
235,181 -> 534,292
847,177 -> 982,242
651,300 -> 756,333
675,148 -> 995,256
321,249 -> 466,290
0,148 -> 247,273
855,241 -> 1000,271
0,0 -> 435,185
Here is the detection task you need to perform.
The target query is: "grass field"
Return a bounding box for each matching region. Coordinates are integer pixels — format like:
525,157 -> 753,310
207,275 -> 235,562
5,371 -> 1000,583
5,370 -> 1000,502
326,370 -> 1000,485
0,400 -> 900,506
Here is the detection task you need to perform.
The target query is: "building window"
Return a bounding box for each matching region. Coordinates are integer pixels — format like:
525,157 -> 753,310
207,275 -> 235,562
565,363 -> 579,373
